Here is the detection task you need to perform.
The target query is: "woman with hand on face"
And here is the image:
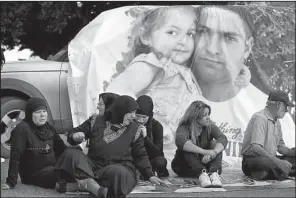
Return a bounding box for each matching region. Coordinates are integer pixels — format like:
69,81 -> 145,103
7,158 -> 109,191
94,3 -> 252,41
2,98 -> 66,190
55,95 -> 168,197
171,100 -> 228,188
136,95 -> 169,178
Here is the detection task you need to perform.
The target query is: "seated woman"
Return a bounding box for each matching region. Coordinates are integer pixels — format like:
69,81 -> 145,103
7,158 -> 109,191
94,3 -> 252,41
171,101 -> 228,188
56,92 -> 120,192
55,95 -> 168,198
135,95 -> 169,178
2,97 -> 67,190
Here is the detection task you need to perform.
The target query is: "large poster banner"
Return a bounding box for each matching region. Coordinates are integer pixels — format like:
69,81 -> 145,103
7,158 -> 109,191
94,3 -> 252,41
67,5 -> 295,169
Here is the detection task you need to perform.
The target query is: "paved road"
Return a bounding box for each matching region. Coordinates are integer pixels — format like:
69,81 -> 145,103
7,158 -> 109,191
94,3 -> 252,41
1,158 -> 295,197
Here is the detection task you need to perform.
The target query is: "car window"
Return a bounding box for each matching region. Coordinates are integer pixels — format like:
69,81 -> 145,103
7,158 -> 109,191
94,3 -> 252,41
47,46 -> 69,62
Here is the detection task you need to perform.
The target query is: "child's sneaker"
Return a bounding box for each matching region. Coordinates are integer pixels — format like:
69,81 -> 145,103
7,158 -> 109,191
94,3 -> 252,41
199,169 -> 212,188
210,171 -> 222,188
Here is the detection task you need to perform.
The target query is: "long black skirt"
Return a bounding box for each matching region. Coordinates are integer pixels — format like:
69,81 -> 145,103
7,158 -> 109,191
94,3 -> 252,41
55,147 -> 137,197
22,166 -> 58,189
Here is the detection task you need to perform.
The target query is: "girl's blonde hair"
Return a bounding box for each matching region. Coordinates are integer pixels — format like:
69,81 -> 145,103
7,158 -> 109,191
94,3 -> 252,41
128,5 -> 197,64
179,100 -> 212,137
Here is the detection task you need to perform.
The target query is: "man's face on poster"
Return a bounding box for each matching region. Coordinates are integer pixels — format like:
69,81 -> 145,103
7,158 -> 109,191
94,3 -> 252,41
193,7 -> 252,84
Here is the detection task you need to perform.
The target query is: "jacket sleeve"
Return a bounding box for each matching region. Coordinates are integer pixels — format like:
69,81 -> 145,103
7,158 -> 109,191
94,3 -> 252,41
144,120 -> 163,157
131,134 -> 154,178
52,126 -> 67,159
175,125 -> 190,150
67,117 -> 92,145
6,124 -> 28,188
211,124 -> 228,148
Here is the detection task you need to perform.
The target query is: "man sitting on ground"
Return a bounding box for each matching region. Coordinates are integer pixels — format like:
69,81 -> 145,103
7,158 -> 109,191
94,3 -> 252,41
241,90 -> 295,180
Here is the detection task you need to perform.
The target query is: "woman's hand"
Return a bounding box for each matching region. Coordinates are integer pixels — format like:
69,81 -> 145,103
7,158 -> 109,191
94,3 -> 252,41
72,132 -> 85,142
149,176 -> 169,188
138,125 -> 147,138
202,155 -> 212,164
1,183 -> 11,190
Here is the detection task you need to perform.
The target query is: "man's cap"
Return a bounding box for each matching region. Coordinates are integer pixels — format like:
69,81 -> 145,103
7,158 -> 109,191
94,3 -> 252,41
268,91 -> 295,107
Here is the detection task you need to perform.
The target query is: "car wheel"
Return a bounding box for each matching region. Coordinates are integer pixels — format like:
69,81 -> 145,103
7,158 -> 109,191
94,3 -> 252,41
1,97 -> 26,158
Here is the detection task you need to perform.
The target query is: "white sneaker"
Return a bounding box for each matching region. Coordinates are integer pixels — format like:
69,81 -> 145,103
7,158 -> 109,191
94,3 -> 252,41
210,172 -> 222,188
199,169 -> 212,188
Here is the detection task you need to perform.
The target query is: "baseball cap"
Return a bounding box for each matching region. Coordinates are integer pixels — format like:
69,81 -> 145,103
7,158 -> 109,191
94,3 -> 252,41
268,91 -> 295,107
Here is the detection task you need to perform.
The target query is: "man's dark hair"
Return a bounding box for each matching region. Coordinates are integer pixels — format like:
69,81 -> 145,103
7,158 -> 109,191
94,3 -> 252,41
196,5 -> 256,40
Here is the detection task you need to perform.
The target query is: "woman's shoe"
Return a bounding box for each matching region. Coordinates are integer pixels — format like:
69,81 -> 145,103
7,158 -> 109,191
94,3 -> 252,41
199,169 -> 212,188
209,172 -> 222,188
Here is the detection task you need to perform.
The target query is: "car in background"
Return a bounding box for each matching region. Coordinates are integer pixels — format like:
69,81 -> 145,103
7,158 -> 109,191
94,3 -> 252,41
1,48 -> 5,69
1,47 -> 73,158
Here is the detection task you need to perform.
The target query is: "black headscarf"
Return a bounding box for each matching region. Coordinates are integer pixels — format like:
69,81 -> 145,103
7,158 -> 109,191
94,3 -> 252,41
105,95 -> 138,125
136,95 -> 154,138
24,97 -> 53,140
136,95 -> 154,117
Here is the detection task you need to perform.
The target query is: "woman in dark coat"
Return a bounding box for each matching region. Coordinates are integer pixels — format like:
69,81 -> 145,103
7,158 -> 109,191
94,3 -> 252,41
55,95 -> 168,198
135,95 -> 169,178
171,101 -> 228,188
1,97 -> 67,189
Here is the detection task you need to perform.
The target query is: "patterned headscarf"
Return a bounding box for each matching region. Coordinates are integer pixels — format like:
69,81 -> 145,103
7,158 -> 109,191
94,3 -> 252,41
103,95 -> 139,144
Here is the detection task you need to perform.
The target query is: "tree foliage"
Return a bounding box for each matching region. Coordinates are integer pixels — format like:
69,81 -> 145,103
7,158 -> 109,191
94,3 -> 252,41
245,3 -> 295,111
1,2 -> 136,59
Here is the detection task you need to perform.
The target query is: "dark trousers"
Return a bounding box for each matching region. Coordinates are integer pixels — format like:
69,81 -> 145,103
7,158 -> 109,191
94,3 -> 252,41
171,151 -> 223,177
22,166 -> 58,189
150,156 -> 169,177
242,155 -> 295,180
55,147 -> 137,197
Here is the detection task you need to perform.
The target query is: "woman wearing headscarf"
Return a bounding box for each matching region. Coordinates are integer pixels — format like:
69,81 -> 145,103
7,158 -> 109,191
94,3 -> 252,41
135,95 -> 169,178
171,101 -> 228,188
55,95 -> 168,197
97,92 -> 119,116
1,97 -> 66,190
82,92 -> 119,148
55,93 -> 120,193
